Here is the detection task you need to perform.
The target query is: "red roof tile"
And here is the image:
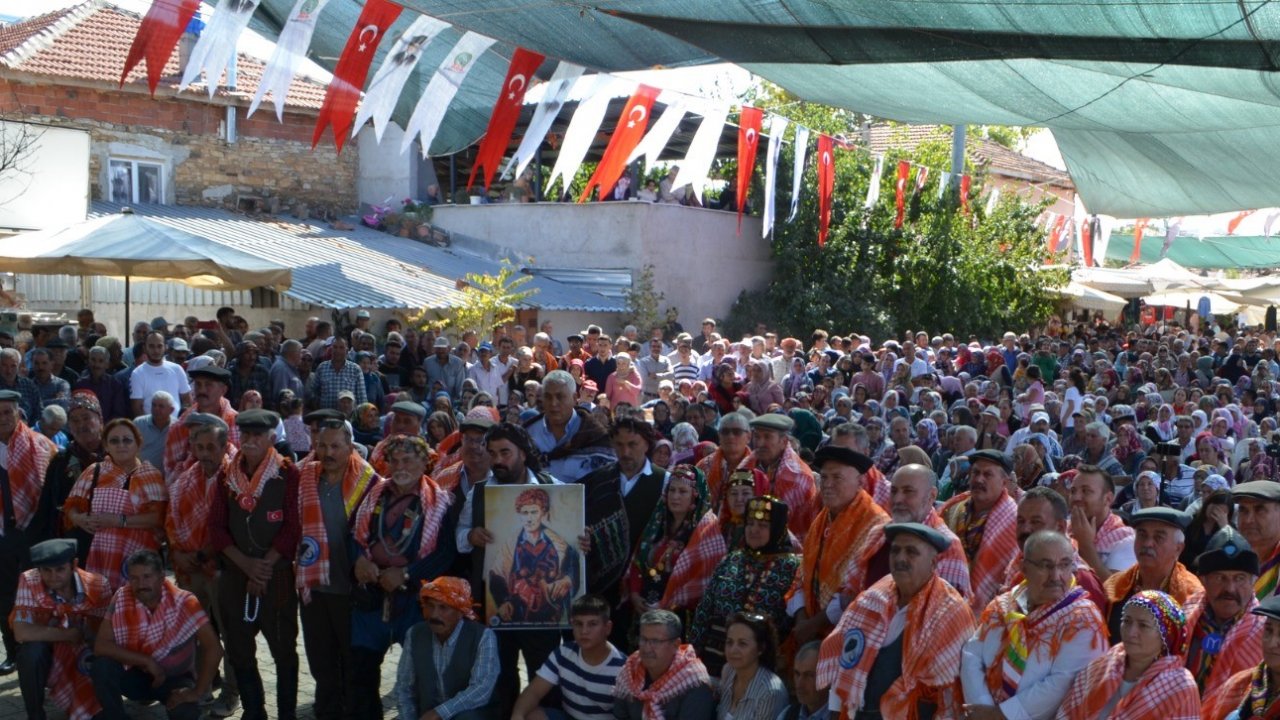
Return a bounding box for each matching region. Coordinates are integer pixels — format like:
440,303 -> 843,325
865,123 -> 1074,190
0,1 -> 326,111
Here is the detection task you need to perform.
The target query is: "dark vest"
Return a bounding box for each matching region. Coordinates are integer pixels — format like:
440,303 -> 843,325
409,620 -> 496,715
228,474 -> 287,558
623,470 -> 664,550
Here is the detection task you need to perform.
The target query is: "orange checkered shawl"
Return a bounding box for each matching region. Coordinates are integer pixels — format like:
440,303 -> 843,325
940,490 -> 1018,615
1104,562 -> 1204,619
866,465 -> 891,512
613,643 -> 711,720
164,457 -> 228,582
789,490 -> 890,617
163,399 -> 239,478
64,459 -> 167,590
3,421 -> 54,533
922,510 -> 973,601
11,567 -> 111,720
110,579 -> 208,660
296,454 -> 378,603
1181,591 -> 1264,697
699,448 -> 749,511
819,574 -> 973,720
1058,644 -> 1201,719
1201,665 -> 1280,720
353,473 -> 451,561
431,460 -> 463,493
741,445 -> 818,538
660,510 -> 727,610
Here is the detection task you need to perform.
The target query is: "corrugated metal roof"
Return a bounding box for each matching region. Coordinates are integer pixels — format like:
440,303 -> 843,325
85,202 -> 625,313
527,267 -> 633,300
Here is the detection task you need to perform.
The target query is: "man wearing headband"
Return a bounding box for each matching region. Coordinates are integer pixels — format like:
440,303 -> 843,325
742,413 -> 818,537
818,522 -> 975,719
1183,527 -> 1265,696
396,577 -> 499,720
940,449 -> 1020,615
1103,507 -> 1203,644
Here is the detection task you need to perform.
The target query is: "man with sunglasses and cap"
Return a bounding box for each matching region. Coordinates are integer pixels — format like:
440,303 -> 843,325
1182,527 -> 1265,697
742,413 -> 819,537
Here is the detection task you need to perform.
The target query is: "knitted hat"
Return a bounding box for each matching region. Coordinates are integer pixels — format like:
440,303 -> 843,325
1123,589 -> 1187,656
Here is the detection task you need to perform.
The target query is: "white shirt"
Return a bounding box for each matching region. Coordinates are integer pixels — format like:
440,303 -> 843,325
129,360 -> 191,413
1098,534 -> 1137,573
467,360 -> 509,406
454,469 -> 562,553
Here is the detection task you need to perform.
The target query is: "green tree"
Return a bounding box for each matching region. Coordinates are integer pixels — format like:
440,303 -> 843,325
623,264 -> 665,333
407,260 -> 539,336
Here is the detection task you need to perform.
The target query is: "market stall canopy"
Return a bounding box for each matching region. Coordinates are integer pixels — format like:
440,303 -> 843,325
1070,267 -> 1155,298
1053,282 -> 1127,314
1144,289 -> 1256,316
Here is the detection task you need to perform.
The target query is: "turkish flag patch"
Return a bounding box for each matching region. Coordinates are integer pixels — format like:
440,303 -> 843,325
266,510 -> 284,523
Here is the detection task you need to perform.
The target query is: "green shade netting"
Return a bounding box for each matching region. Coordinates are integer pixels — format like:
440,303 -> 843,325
1106,232 -> 1280,269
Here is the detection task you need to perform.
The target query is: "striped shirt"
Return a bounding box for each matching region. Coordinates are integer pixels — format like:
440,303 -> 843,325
536,641 -> 626,720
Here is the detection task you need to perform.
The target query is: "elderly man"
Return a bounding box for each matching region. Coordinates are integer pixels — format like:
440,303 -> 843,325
523,370 -> 615,483
30,391 -> 101,554
940,449 -> 1020,614
788,446 -> 890,646
1077,421 -> 1124,476
269,339 -> 305,402
960,530 -> 1108,720
780,641 -> 831,720
819,522 -> 975,719
0,347 -> 42,423
1102,507 -> 1203,643
1182,527 -> 1265,696
1001,487 -> 1106,611
424,336 -> 466,401
828,423 -> 891,510
395,576 -> 499,720
368,400 -> 427,475
296,420 -> 380,720
12,538 -> 111,720
613,609 -> 714,719
434,412 -> 493,506
698,411 -> 752,509
29,349 -> 70,410
1199,594 -> 1280,720
164,365 -> 239,478
129,331 -> 192,417
1233,480 -> 1280,600
74,346 -> 128,422
0,388 -> 56,675
878,463 -> 971,598
742,413 -> 819,536
92,550 -> 222,720
1068,464 -> 1135,580
308,337 -> 366,411
208,409 -> 301,720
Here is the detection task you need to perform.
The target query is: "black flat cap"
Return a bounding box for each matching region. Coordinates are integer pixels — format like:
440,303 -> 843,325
812,446 -> 874,474
884,522 -> 951,553
1130,506 -> 1191,531
1254,595 -> 1280,622
390,401 -> 427,420
0,390 -> 21,403
1233,480 -> 1280,504
29,538 -> 76,567
1197,526 -> 1259,576
182,412 -> 228,430
303,409 -> 346,424
969,449 -> 1013,473
188,365 -> 231,383
235,409 -> 280,430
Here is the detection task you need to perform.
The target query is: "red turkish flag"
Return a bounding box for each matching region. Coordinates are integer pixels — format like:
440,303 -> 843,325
1129,218 -> 1149,264
579,84 -> 660,202
467,48 -> 545,192
312,0 -> 403,152
736,105 -> 763,232
817,135 -> 835,248
120,0 -> 201,95
1048,214 -> 1068,253
1082,215 -> 1095,267
893,161 -> 910,229
959,174 -> 972,214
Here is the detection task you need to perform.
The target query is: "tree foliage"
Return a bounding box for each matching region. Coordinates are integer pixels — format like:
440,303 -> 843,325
623,264 -> 665,333
724,84 -> 1066,341
407,261 -> 539,336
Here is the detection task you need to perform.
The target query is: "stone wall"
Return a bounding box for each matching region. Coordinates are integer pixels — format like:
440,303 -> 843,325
0,79 -> 357,215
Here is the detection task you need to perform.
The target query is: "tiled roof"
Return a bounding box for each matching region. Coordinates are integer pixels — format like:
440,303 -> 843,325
0,1 -> 326,111
865,123 -> 1075,190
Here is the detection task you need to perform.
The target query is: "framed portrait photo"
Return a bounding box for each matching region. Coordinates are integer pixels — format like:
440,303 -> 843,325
482,483 -> 585,629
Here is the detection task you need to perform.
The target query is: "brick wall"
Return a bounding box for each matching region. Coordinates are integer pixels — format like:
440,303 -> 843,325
0,78 -> 357,215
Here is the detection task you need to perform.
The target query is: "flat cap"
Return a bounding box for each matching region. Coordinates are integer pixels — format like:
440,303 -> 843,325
1233,480 -> 1280,504
182,412 -> 227,430
44,338 -> 68,349
884,522 -> 951,553
0,390 -> 20,403
29,538 -> 76,568
235,409 -> 280,430
390,401 -> 427,420
1253,594 -> 1280,622
303,409 -> 345,424
969,449 -> 1013,473
750,413 -> 795,433
1130,507 -> 1191,531
812,446 -> 874,474
188,365 -> 231,383
1197,526 -> 1259,576
433,336 -> 450,348
459,414 -> 495,432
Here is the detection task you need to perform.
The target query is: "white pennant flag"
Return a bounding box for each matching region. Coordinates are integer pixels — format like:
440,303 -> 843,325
627,94 -> 687,166
761,115 -> 787,238
864,155 -> 884,209
401,32 -> 497,157
937,171 -> 952,200
179,0 -> 260,98
984,187 -> 1000,215
352,15 -> 450,143
249,0 -> 331,120
545,75 -> 622,196
786,125 -> 809,222
670,103 -> 730,203
503,62 -> 585,181
1264,211 -> 1280,238
1095,215 -> 1116,262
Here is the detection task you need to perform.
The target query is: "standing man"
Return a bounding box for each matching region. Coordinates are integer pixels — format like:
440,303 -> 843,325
524,371 -> 615,483
424,336 -> 466,401
698,411 -> 751,509
741,414 -> 819,537
395,577 -> 500,720
1182,527 -> 1265,696
468,342 -> 507,405
636,337 -> 673,401
0,347 -> 42,423
940,449 -> 1020,615
1069,464 -> 1136,581
368,401 -> 427,474
164,365 -> 239,478
129,331 -> 192,417
1101,507 -> 1203,643
269,339 -> 305,404
308,337 -> 366,411
1232,480 -> 1280,600
73,346 -> 128,422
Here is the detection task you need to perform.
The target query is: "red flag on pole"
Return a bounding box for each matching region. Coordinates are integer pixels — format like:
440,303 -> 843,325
893,161 -> 910,229
959,174 -> 972,214
1082,214 -> 1095,267
1048,214 -> 1067,253
579,84 -> 660,202
311,0 -> 403,152
120,0 -> 201,95
736,106 -> 763,232
467,48 -> 546,192
817,135 -> 834,247
1128,218 -> 1149,264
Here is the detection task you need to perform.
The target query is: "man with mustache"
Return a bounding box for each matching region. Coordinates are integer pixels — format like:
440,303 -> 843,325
817,522 -> 975,719
940,449 -> 1020,615
1232,480 -> 1280,600
741,413 -> 819,538
866,463 -> 970,599
163,366 -> 239,478
1199,594 -> 1280,720
1102,507 -> 1203,643
960,530 -> 1108,720
1001,486 -> 1107,613
1182,527 -> 1265,696
367,401 -> 426,476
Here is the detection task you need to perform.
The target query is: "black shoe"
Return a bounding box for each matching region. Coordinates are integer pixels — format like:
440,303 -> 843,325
0,658 -> 15,675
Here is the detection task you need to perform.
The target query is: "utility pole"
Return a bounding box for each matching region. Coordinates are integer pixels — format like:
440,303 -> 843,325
950,125 -> 966,189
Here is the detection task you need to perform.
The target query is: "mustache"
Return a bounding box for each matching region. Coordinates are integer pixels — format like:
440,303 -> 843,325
1217,592 -> 1244,604
892,562 -> 913,572
1138,548 -> 1158,558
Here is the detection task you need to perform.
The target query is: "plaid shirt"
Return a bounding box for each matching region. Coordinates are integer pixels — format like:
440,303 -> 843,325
307,359 -> 366,410
0,375 -> 42,424
396,621 -> 498,720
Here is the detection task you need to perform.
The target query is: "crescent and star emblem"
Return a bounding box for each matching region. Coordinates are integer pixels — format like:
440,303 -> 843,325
626,104 -> 647,128
746,128 -> 757,146
822,151 -> 831,166
507,74 -> 527,101
358,24 -> 379,52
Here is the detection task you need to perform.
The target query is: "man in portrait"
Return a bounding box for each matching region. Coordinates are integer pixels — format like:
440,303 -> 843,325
488,487 -> 581,626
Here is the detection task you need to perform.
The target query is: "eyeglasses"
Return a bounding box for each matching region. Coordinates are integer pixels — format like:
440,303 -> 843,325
1025,559 -> 1075,575
637,636 -> 677,647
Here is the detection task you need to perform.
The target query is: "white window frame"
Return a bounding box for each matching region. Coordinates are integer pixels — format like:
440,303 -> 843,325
108,158 -> 165,204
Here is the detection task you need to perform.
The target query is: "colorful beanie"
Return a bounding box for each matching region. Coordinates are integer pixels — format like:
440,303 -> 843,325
1123,589 -> 1186,656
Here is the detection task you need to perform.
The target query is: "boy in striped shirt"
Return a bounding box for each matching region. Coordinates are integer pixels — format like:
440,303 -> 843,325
512,595 -> 626,720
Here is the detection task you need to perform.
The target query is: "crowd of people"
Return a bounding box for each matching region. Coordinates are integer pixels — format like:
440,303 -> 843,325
5,305 -> 1280,719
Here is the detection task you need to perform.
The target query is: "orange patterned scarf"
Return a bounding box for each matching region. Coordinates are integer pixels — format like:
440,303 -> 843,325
353,473 -> 450,560
941,490 -> 1018,614
1058,645 -> 1201,719
790,490 -> 889,617
659,510 -> 727,610
1104,561 -> 1204,609
613,644 -> 711,720
3,421 -> 54,533
224,447 -> 283,513
296,454 -> 378,603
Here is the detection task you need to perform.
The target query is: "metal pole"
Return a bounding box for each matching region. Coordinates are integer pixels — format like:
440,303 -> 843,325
124,275 -> 130,333
534,145 -> 543,202
950,125 -> 966,189
449,155 -> 456,201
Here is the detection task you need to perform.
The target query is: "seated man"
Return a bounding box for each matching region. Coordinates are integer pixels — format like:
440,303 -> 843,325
1202,594 -> 1280,719
511,594 -> 626,720
778,641 -> 831,720
13,538 -> 112,720
613,609 -> 714,719
91,549 -> 223,720
396,576 -> 500,720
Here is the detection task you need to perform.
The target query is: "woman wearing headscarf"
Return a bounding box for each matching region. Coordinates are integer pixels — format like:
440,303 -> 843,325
915,418 -> 941,457
689,496 -> 800,681
781,356 -> 813,402
669,423 -> 699,465
715,468 -> 770,550
788,408 -> 825,454
745,360 -> 784,415
1147,404 -> 1178,444
708,363 -> 742,416
1057,590 -> 1200,718
875,416 -> 913,475
1180,490 -> 1233,572
1192,408 -> 1211,436
1112,422 -> 1148,476
1221,354 -> 1250,385
1193,432 -> 1234,484
1120,470 -> 1163,516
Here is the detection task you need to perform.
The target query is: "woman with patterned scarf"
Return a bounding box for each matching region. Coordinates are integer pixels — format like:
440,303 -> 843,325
714,467 -> 768,549
688,496 -> 799,679
1058,590 -> 1200,718
1202,594 -> 1280,720
624,464 -> 727,635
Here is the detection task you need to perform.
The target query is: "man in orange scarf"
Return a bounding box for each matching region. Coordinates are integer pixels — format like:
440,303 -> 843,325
163,366 -> 239,478
613,609 -> 714,719
787,446 -> 890,646
819,522 -> 974,719
1182,527 -> 1264,697
698,411 -> 752,509
742,413 -> 818,538
1103,507 -> 1203,643
367,401 -> 427,476
940,449 -> 1019,615
1200,593 -> 1280,720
